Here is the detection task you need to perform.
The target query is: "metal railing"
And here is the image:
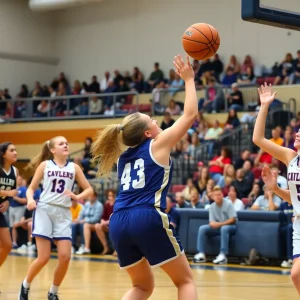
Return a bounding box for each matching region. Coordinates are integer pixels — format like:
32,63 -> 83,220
0,91 -> 140,122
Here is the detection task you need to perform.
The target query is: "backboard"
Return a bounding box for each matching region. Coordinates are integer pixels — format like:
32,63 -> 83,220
241,0 -> 300,31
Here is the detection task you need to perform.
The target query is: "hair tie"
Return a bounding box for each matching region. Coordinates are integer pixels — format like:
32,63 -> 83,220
117,124 -> 123,133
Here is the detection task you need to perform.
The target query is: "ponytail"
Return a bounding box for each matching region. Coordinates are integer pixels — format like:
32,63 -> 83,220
91,124 -> 123,177
25,140 -> 54,172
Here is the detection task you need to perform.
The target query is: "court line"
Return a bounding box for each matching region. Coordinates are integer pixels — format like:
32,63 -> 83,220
9,251 -> 291,276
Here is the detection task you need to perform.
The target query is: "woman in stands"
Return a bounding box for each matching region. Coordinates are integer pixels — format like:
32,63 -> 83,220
91,54 -> 198,300
253,82 -> 300,295
18,136 -> 93,300
0,142 -> 18,293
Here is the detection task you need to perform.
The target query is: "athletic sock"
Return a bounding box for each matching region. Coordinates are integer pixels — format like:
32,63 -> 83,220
23,279 -> 31,289
49,284 -> 59,294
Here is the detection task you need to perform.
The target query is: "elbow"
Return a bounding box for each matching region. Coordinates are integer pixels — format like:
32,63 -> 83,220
87,187 -> 94,197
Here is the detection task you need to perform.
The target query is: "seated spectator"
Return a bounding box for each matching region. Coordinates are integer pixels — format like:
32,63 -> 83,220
225,55 -> 241,74
182,178 -> 194,201
221,67 -> 238,86
237,66 -> 256,85
270,127 -> 284,146
254,149 -> 273,167
131,67 -> 144,93
89,97 -> 102,115
190,188 -> 204,209
186,132 -> 201,159
175,192 -> 192,208
70,199 -> 83,221
243,159 -> 254,185
165,195 -> 181,233
193,167 -> 210,196
165,99 -> 181,116
208,146 -> 232,183
199,78 -> 225,113
146,62 -> 164,92
283,129 -> 295,150
166,73 -> 184,96
270,165 -> 288,190
226,186 -> 245,211
247,182 -> 263,208
74,191 -> 103,255
223,109 -> 241,131
250,186 -> 281,211
211,54 -> 224,81
234,150 -> 251,170
241,55 -> 254,73
204,120 -> 224,158
222,176 -> 234,197
194,186 -> 237,264
227,83 -> 244,112
95,189 -> 116,255
160,112 -> 175,130
217,164 -> 236,188
100,72 -> 113,92
201,179 -> 215,207
290,50 -> 300,84
232,169 -> 252,199
152,80 -> 166,114
273,52 -> 294,85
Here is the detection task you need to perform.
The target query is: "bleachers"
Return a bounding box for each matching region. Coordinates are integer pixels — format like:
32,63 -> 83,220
178,209 -> 286,259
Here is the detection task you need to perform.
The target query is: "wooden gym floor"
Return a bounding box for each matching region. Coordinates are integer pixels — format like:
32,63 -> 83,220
0,251 -> 296,299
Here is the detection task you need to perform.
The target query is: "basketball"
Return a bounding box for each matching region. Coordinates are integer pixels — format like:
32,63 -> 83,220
182,23 -> 220,60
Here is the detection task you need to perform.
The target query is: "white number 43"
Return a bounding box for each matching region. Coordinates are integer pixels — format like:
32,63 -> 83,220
121,158 -> 145,191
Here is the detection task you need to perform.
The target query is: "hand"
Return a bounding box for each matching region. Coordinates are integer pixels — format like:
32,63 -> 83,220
173,54 -> 194,82
64,189 -> 78,201
258,82 -> 277,106
261,166 -> 278,190
0,200 -> 9,213
267,190 -> 274,199
27,199 -> 37,211
210,222 -> 221,229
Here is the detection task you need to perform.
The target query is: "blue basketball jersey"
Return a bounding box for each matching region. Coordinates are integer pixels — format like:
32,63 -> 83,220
114,139 -> 173,212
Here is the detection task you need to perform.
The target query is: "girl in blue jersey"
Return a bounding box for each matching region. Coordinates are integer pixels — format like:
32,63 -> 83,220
253,83 -> 300,295
0,142 -> 18,293
18,136 -> 93,300
92,55 -> 198,300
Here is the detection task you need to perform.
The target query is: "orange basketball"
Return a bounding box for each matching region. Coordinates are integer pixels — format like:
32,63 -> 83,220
182,23 -> 220,60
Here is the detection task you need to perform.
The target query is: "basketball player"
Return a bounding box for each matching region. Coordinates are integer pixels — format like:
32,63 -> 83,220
91,54 -> 198,300
18,136 -> 93,300
0,142 -> 18,293
253,83 -> 300,295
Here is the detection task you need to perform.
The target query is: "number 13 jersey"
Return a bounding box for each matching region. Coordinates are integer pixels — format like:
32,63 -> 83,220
115,139 -> 173,212
39,160 -> 75,208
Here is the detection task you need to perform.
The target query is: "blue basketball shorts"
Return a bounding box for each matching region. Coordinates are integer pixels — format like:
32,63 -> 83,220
109,206 -> 184,269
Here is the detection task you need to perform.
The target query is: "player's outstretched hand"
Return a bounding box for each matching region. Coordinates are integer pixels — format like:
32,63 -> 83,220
64,189 -> 78,201
173,54 -> 194,82
261,166 -> 277,190
0,200 -> 9,213
27,199 -> 37,211
258,82 -> 277,106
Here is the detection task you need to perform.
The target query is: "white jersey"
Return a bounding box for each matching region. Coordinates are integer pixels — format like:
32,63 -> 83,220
287,155 -> 300,216
39,160 -> 76,208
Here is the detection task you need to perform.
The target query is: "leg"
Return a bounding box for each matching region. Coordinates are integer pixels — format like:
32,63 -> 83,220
71,223 -> 79,249
25,237 -> 51,283
287,224 -> 293,260
0,228 -> 12,267
160,255 -> 197,300
12,224 -> 18,245
220,225 -> 236,255
196,224 -> 219,253
291,258 -> 300,295
83,223 -> 95,251
27,222 -> 32,244
122,258 -> 154,300
95,223 -> 110,255
51,240 -> 71,293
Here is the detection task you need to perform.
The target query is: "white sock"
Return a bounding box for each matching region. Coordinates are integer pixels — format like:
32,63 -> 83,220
50,284 -> 59,294
23,279 -> 31,289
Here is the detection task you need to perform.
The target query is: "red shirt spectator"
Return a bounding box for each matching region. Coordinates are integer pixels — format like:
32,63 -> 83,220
209,156 -> 232,174
102,201 -> 114,221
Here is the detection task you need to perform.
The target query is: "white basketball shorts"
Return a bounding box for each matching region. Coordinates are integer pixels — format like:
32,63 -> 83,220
32,202 -> 72,241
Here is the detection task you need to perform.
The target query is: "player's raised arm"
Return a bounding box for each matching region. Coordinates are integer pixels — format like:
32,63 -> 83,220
252,83 -> 296,166
154,54 -> 198,150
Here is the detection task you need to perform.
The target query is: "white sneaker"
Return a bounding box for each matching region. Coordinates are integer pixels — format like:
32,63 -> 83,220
193,252 -> 206,263
213,253 -> 227,264
75,248 -> 91,255
281,259 -> 293,268
17,244 -> 28,253
27,244 -> 36,253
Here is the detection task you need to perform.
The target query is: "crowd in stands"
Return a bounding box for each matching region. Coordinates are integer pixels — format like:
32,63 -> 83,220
1,50 -> 300,120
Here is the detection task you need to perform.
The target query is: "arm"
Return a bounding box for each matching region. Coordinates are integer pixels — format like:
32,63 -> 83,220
26,161 -> 46,210
220,217 -> 236,226
267,192 -> 277,211
0,189 -> 18,198
153,55 -> 198,152
252,83 -> 296,166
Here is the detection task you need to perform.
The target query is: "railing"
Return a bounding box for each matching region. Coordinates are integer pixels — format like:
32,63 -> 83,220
0,91 -> 139,122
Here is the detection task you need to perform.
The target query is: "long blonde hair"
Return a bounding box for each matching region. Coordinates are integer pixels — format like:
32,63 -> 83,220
91,112 -> 148,177
25,136 -> 63,172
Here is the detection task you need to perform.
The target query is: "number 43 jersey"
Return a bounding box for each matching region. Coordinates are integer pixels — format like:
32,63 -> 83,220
39,160 -> 75,208
115,139 -> 173,212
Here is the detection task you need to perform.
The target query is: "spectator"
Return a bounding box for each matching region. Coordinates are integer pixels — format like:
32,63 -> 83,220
146,62 -> 164,92
222,67 -> 238,86
250,186 -> 281,211
199,78 -> 225,113
167,73 -> 184,96
70,199 -> 83,222
160,112 -> 175,130
100,72 -> 113,92
243,159 -> 254,185
225,55 -> 241,74
270,127 -> 284,146
204,120 -> 224,158
270,165 -> 288,189
165,195 -> 181,233
247,182 -> 263,208
193,167 -> 210,196
226,186 -> 245,211
74,191 -> 103,255
241,55 -> 254,73
194,186 -> 237,264
227,83 -> 244,112
232,169 -> 252,199
175,192 -> 192,208
201,179 -> 215,207
89,97 -> 102,115
190,188 -> 204,209
217,164 -> 236,188
182,178 -> 194,201
131,67 -> 144,93
273,52 -> 294,85
223,109 -> 241,131
290,50 -> 300,84
95,189 -> 116,255
237,66 -> 256,84
283,129 -> 295,150
234,150 -> 251,170
211,54 -> 224,81
165,99 -> 182,116
208,147 -> 232,183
